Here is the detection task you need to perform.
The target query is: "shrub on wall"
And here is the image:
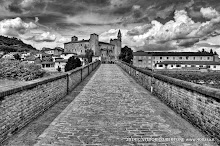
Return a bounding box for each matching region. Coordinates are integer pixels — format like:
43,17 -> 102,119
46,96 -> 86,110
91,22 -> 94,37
0,59 -> 45,81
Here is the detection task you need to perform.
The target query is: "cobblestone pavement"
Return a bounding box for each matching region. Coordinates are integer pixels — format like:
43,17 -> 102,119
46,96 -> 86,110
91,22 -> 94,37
35,64 -> 217,146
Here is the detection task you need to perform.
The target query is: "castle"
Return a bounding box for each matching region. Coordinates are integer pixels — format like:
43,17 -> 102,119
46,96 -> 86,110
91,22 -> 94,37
64,30 -> 122,62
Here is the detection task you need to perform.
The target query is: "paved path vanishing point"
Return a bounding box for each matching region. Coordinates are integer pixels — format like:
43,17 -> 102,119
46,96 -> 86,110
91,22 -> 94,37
34,64 -> 217,146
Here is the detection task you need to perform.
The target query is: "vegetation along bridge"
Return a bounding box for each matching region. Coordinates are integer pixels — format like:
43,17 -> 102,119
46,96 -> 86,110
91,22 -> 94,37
1,62 -> 220,146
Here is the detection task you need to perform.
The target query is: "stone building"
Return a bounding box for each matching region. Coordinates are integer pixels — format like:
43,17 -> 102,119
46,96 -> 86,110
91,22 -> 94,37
64,30 -> 122,62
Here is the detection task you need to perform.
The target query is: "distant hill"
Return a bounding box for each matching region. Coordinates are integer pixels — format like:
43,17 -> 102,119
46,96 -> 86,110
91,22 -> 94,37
0,36 -> 36,53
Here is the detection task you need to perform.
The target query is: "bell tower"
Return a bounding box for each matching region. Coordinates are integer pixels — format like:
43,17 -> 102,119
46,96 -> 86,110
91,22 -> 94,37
117,30 -> 122,42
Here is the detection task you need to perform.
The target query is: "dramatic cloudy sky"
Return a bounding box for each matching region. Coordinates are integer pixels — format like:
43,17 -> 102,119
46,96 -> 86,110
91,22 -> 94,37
1,0 -> 220,53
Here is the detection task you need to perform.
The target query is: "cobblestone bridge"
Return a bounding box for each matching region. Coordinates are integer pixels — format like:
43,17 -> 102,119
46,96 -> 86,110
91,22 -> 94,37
5,64 -> 218,146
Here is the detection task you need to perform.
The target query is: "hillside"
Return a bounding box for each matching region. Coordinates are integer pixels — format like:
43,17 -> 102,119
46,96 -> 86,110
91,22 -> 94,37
0,36 -> 36,53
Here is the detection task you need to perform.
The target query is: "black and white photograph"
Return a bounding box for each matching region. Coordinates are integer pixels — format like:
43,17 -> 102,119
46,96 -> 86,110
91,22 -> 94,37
0,0 -> 220,145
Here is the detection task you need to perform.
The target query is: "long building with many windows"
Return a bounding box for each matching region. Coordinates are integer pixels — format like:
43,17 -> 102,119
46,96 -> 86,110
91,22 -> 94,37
133,51 -> 220,71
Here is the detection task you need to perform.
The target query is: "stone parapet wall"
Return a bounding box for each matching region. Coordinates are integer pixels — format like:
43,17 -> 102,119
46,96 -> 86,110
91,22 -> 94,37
0,60 -> 100,144
116,61 -> 220,144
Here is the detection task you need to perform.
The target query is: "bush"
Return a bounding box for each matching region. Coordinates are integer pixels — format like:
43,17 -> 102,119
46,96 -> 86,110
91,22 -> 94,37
0,59 -> 45,81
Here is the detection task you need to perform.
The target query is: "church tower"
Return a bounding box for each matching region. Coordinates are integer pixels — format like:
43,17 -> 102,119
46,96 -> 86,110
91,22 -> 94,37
117,30 -> 122,42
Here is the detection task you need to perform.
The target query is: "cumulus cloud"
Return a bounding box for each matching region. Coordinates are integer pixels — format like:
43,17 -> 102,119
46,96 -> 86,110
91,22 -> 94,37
57,37 -> 70,43
27,32 -> 56,42
126,8 -> 220,51
0,17 -> 37,36
127,24 -> 152,36
200,7 -> 219,19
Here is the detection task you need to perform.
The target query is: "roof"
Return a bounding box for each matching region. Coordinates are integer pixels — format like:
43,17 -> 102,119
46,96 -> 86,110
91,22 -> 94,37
42,47 -> 52,51
23,56 -> 37,61
62,52 -> 77,55
91,33 -> 98,36
133,51 -> 214,56
77,55 -> 86,58
64,40 -> 89,44
41,61 -> 55,64
99,41 -> 115,46
157,61 -> 220,65
42,53 -> 53,56
55,59 -> 68,63
53,55 -> 61,57
54,47 -> 64,51
152,52 -> 214,56
133,51 -> 152,56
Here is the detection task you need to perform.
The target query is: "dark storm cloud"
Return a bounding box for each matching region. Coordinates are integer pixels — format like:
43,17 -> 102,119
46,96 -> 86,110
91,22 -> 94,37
4,0 -> 220,27
56,23 -> 81,29
8,3 -> 23,13
36,14 -> 66,25
111,6 -> 133,16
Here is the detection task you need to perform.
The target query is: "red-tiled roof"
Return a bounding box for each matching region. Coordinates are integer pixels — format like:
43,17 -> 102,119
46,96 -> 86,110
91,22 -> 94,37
157,61 -> 220,65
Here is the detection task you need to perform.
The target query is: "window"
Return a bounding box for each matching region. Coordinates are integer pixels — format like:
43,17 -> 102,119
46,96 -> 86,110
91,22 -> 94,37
208,57 -> 210,60
194,57 -> 196,60
81,50 -> 82,53
46,64 -> 50,67
200,57 -> 202,60
138,60 -> 143,62
185,65 -> 187,67
176,64 -> 180,67
159,64 -> 163,67
207,65 -> 210,68
173,57 -> 175,60
171,65 -> 173,67
214,65 -> 216,68
160,57 -> 162,59
179,57 -> 182,59
191,65 -> 195,67
186,56 -> 189,60
199,65 -> 203,67
167,57 -> 169,59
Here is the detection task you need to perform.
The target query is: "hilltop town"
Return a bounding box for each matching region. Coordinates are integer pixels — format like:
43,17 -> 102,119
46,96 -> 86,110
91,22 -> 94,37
0,30 -> 122,73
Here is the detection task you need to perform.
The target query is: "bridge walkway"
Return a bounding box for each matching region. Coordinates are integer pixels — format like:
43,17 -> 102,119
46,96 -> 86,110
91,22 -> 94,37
35,64 -> 216,146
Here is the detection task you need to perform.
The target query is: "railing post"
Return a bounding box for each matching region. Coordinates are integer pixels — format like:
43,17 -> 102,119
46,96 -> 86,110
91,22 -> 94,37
66,73 -> 69,94
88,65 -> 89,75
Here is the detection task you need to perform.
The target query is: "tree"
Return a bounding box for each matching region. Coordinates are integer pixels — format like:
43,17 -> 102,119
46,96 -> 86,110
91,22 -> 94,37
65,56 -> 82,72
202,48 -> 205,52
210,49 -> 214,54
119,46 -> 133,64
85,49 -> 94,63
57,66 -> 61,72
13,54 -> 21,60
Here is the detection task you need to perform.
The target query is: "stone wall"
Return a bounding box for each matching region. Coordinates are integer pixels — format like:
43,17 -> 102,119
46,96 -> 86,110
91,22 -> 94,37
116,61 -> 220,144
0,60 -> 100,144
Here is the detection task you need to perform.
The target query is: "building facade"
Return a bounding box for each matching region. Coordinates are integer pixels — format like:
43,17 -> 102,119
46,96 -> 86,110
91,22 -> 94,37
64,30 -> 122,62
133,50 -> 220,71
